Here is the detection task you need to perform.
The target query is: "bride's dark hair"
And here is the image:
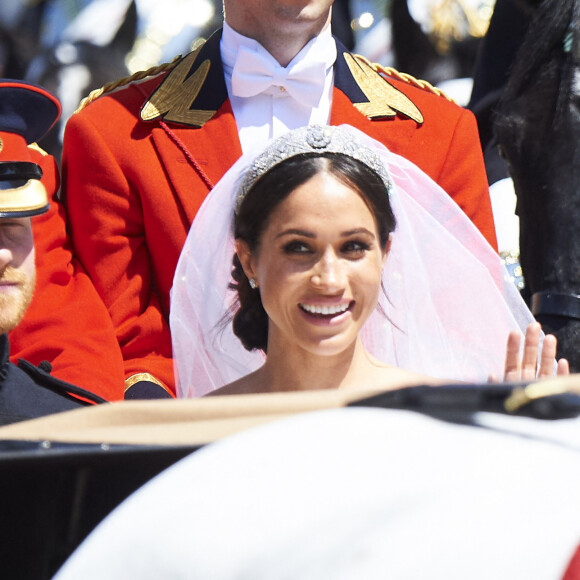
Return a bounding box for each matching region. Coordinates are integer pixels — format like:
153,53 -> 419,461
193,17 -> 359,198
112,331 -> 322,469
231,152 -> 396,353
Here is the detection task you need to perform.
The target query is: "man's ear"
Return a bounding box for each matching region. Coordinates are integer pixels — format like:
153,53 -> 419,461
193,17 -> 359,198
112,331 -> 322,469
381,233 -> 393,267
235,239 -> 257,282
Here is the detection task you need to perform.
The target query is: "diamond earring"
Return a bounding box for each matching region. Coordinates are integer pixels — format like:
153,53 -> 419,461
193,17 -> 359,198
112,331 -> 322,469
249,278 -> 257,289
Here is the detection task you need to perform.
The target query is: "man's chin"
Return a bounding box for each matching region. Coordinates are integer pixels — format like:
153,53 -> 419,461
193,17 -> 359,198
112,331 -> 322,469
0,290 -> 33,335
0,312 -> 27,335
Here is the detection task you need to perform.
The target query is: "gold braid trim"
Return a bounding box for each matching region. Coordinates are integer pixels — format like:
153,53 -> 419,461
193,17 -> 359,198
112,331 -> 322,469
74,56 -> 182,114
352,54 -> 456,104
124,373 -> 172,396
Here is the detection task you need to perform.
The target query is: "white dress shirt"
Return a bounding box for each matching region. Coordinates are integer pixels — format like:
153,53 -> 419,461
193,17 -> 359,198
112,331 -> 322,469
221,21 -> 337,153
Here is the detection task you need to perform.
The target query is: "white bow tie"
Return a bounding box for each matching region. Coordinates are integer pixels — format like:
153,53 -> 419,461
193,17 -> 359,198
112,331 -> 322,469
231,45 -> 327,107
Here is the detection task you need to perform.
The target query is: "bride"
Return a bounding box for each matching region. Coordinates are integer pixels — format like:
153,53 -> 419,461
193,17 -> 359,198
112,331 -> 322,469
170,125 -> 568,397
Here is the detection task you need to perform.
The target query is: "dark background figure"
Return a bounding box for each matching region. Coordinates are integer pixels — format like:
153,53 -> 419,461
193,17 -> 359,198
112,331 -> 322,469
332,0 -> 355,50
464,0 -> 534,294
388,0 -> 494,104
468,0 -> 534,184
0,0 -> 135,160
24,0 -> 139,163
0,0 -> 45,80
493,0 -> 580,371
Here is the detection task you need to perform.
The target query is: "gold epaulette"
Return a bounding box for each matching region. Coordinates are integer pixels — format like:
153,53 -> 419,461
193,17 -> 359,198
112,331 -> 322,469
74,56 -> 182,114
28,142 -> 49,157
352,54 -> 455,103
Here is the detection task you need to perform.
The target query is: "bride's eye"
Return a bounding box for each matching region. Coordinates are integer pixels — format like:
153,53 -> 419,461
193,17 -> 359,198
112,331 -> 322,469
341,240 -> 370,256
282,240 -> 312,254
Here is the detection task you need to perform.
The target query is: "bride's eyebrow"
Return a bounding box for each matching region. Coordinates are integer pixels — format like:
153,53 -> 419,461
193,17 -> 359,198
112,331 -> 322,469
274,228 -> 376,239
341,228 -> 375,237
275,229 -> 315,239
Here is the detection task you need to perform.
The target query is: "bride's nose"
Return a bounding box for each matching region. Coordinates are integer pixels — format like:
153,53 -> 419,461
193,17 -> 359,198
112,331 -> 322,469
309,249 -> 346,290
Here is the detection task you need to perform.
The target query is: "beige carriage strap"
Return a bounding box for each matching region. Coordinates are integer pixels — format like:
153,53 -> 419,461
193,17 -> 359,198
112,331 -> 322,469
0,388 -> 377,446
1,377 -> 580,446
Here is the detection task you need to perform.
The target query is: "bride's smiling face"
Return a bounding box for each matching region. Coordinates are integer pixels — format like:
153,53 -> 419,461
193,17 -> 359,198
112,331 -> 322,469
237,171 -> 389,357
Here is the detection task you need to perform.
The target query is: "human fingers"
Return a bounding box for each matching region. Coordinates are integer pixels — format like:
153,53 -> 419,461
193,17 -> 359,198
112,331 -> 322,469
557,358 -> 570,376
538,333 -> 557,378
521,322 -> 541,381
504,330 -> 522,382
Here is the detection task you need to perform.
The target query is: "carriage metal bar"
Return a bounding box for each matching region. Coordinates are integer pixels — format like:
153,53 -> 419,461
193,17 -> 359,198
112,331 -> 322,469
349,382 -> 580,420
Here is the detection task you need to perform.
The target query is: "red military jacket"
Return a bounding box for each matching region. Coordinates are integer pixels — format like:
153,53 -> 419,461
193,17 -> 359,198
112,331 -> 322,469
8,146 -> 126,400
62,31 -> 496,396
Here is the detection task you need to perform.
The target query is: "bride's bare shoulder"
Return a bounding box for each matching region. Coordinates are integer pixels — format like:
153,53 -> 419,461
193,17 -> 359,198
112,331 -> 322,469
204,372 -> 263,397
206,367 -> 447,397
369,364 -> 449,390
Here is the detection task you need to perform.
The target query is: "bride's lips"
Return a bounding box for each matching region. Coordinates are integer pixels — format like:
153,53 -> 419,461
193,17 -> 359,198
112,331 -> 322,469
298,300 -> 354,325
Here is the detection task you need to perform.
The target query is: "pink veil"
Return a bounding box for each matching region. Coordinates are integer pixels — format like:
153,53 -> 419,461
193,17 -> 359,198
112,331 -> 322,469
170,125 -> 536,398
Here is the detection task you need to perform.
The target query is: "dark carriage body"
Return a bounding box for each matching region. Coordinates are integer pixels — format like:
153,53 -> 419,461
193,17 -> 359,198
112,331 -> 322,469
0,440 -> 198,579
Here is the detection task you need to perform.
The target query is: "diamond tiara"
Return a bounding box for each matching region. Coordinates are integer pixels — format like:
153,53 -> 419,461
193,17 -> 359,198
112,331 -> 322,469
235,125 -> 392,212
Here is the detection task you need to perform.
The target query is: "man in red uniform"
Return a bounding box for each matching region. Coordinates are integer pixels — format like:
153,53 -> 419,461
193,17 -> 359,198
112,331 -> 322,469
0,80 -> 122,423
62,0 -> 496,397
3,80 -> 127,401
